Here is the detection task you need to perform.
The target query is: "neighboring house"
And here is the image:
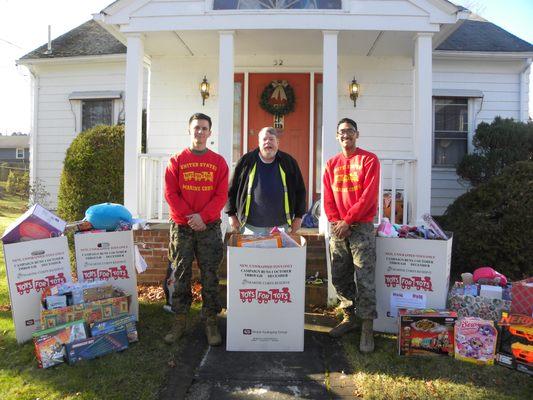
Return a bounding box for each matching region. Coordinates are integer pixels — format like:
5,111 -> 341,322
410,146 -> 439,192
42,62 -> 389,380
17,0 -> 532,227
0,136 -> 30,166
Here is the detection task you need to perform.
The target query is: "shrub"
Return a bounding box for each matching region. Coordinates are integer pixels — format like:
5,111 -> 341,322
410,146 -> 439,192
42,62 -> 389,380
456,117 -> 533,186
441,161 -> 533,281
57,125 -> 124,222
6,170 -> 29,197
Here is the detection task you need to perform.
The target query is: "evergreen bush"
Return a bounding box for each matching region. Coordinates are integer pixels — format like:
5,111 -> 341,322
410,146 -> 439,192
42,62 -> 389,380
457,117 -> 532,186
441,161 -> 533,280
6,170 -> 29,197
57,125 -> 124,222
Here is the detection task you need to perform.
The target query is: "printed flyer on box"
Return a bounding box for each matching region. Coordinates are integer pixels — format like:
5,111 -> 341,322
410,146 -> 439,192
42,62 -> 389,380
226,236 -> 306,352
3,236 -> 72,343
374,236 -> 452,333
74,230 -> 138,319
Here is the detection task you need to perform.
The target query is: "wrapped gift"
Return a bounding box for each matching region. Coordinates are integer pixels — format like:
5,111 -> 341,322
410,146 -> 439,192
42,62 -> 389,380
448,283 -> 511,321
511,278 -> 533,317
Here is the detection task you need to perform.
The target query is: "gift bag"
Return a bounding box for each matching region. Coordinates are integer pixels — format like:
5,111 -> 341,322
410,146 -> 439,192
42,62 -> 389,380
511,277 -> 533,316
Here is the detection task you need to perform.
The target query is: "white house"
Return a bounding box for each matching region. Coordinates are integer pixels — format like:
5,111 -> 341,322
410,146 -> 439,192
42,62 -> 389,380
17,0 -> 532,228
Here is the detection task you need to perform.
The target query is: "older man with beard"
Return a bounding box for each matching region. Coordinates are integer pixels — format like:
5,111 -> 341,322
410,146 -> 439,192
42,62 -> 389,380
226,127 -> 306,234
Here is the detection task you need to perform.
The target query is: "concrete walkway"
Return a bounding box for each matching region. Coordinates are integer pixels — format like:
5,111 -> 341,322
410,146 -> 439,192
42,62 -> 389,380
161,313 -> 360,399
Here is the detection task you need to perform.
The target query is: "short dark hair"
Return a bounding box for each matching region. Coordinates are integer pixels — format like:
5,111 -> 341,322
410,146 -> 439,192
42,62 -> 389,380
337,118 -> 358,131
189,113 -> 212,129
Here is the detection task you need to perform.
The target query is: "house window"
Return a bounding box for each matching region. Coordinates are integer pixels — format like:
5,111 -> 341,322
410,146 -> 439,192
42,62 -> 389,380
81,99 -> 113,131
433,98 -> 468,167
16,148 -> 25,159
213,0 -> 342,10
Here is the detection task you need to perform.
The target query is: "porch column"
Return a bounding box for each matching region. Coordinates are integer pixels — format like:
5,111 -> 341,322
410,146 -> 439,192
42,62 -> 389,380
124,33 -> 144,217
413,33 -> 432,223
321,31 -> 339,306
218,31 -> 234,167
320,30 -> 339,234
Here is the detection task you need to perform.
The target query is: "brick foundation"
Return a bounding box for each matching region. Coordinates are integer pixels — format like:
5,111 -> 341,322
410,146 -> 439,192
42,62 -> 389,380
135,228 -> 329,307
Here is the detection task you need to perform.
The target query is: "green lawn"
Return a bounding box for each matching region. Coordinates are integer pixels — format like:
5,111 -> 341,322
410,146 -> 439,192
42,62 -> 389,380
341,328 -> 532,399
0,192 -> 200,400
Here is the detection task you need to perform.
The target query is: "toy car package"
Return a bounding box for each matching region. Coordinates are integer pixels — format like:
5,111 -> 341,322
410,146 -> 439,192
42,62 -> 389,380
398,309 -> 457,356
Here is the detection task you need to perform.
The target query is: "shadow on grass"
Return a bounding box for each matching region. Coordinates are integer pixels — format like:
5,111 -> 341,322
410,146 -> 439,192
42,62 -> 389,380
342,330 -> 531,400
0,302 -> 201,400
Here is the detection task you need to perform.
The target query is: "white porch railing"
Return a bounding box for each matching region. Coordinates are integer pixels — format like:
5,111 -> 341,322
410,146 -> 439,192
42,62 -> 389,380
138,154 -> 416,225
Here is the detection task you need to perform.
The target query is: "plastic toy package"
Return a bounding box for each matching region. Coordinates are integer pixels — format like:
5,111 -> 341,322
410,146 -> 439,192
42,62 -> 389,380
454,317 -> 498,365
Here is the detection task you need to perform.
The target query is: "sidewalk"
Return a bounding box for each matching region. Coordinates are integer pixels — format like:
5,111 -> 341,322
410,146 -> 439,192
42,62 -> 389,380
160,313 -> 360,399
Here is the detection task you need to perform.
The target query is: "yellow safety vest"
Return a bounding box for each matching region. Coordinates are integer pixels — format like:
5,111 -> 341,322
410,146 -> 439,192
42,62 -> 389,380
242,162 -> 292,228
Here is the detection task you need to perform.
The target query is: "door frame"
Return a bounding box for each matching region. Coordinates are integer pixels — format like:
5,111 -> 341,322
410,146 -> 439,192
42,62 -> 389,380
234,69 -> 322,208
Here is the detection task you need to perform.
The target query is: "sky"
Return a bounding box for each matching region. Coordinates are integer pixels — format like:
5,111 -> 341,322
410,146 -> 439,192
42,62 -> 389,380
0,0 -> 532,134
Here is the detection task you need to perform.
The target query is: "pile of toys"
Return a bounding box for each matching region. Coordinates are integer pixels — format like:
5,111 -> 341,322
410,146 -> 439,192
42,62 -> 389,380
236,227 -> 302,248
33,281 -> 137,368
377,213 -> 448,240
398,268 -> 532,375
448,267 -> 512,321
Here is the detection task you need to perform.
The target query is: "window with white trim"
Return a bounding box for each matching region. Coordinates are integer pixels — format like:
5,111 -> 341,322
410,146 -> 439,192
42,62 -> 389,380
81,99 -> 113,131
16,148 -> 25,159
433,98 -> 468,167
213,0 -> 341,9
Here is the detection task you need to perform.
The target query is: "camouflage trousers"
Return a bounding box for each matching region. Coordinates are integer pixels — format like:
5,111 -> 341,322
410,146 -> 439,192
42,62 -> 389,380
168,219 -> 223,318
329,222 -> 377,319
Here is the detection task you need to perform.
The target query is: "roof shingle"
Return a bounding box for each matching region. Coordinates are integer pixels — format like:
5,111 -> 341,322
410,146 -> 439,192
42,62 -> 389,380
20,20 -> 126,60
437,19 -> 533,52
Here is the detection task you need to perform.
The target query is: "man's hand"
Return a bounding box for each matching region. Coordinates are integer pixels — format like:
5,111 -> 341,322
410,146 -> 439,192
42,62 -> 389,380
187,213 -> 206,231
229,215 -> 241,233
332,220 -> 350,239
291,218 -> 302,233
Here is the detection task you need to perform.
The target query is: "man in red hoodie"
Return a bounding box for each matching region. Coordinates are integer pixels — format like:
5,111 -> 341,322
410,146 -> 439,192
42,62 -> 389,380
323,118 -> 380,353
163,113 -> 229,346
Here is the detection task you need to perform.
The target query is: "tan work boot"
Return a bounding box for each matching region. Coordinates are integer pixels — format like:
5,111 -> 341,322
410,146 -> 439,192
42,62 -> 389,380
329,309 -> 357,338
359,319 -> 375,353
205,316 -> 222,346
164,313 -> 187,344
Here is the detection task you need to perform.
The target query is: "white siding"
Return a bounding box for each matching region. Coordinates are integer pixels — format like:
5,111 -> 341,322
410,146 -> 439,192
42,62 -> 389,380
431,58 -> 525,215
34,61 -> 127,209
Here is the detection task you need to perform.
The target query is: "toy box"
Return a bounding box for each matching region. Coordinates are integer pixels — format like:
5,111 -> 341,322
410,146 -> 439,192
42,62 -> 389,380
40,296 -> 129,328
454,317 -> 498,365
495,313 -> 533,375
2,204 -> 66,244
448,283 -> 511,321
90,315 -> 138,343
65,329 -> 129,364
3,236 -> 72,343
75,230 -> 138,319
398,309 -> 457,356
32,320 -> 87,368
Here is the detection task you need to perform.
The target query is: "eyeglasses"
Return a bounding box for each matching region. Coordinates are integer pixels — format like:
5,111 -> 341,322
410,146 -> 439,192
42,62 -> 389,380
337,129 -> 356,136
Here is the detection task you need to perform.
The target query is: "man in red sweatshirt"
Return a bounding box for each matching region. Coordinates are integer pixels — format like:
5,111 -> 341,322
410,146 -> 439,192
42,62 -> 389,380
323,118 -> 380,353
163,113 -> 229,346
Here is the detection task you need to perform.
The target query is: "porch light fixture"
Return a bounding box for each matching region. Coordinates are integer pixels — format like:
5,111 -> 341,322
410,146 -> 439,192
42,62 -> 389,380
349,77 -> 360,107
200,76 -> 210,106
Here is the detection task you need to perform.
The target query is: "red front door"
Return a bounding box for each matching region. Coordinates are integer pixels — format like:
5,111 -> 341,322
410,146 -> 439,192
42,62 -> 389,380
247,73 -> 310,207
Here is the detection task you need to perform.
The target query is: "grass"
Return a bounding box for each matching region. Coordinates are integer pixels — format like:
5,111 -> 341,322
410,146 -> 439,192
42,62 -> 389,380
341,328 -> 532,400
0,190 -> 200,400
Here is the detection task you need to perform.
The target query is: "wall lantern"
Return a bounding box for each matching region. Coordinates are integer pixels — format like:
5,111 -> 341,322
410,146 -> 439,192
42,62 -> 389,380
349,77 -> 360,107
200,76 -> 210,106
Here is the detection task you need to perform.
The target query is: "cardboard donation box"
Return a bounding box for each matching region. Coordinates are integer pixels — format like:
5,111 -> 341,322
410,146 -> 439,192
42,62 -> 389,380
374,235 -> 453,333
74,231 -> 138,319
226,234 -> 306,351
3,236 -> 72,343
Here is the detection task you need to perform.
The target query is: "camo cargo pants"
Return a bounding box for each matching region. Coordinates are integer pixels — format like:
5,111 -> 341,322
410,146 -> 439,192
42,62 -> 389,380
168,219 -> 223,318
329,222 -> 377,319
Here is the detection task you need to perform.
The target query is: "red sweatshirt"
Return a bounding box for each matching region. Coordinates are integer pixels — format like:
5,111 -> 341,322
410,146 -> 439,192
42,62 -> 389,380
323,148 -> 380,224
164,148 -> 229,225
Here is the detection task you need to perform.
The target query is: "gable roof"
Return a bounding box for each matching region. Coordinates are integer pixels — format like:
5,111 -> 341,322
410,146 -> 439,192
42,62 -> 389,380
0,136 -> 30,149
19,20 -> 126,60
437,19 -> 533,52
